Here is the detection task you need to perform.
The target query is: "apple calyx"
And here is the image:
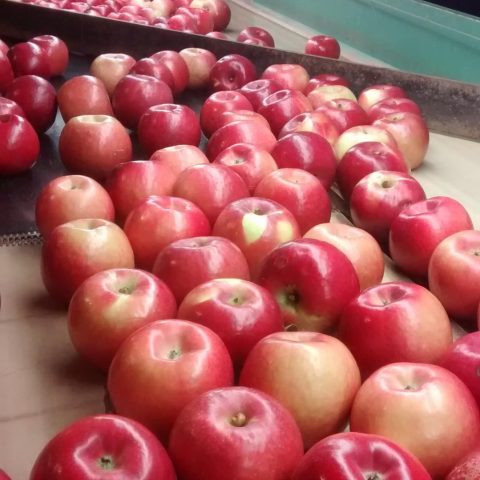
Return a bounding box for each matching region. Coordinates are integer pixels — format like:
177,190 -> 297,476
168,348 -> 182,360
230,412 -> 248,427
118,285 -> 134,295
228,295 -> 244,306
98,455 -> 116,471
380,179 -> 394,189
365,473 -> 382,480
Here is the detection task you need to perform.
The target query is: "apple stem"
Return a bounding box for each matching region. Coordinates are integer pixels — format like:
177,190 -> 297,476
230,412 -> 247,427
98,455 -> 116,471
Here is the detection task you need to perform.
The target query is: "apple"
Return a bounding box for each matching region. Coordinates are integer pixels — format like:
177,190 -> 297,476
124,195 -> 211,271
254,168 -> 331,234
5,74 -> 57,133
59,114 -> 132,180
68,268 -> 177,371
119,5 -> 156,23
304,222 -> 384,291
131,0 -> 174,17
307,85 -> 357,109
112,74 -> 173,129
373,112 -> 429,169
271,131 -> 337,189
209,54 -> 257,91
150,144 -> 209,177
428,230 -> 480,322
166,12 -> 199,32
291,432 -> 431,480
240,331 -> 361,448
213,143 -> 277,193
258,238 -> 360,331
350,170 -> 426,245
138,103 -> 201,155
261,63 -> 310,92
179,47 -> 217,89
30,35 -> 69,77
108,319 -> 234,441
57,75 -> 113,122
152,236 -> 250,303
350,362 -> 480,478
150,50 -> 189,94
169,387 -> 304,480
200,90 -> 253,138
129,57 -> 175,90
239,78 -> 283,111
314,98 -> 368,134
36,174 -> 115,237
237,27 -> 275,47
30,415 -> 176,480
389,196 -> 473,278
214,110 -> 270,134
305,35 -> 341,58
368,96 -> 422,122
304,73 -> 350,95
447,448 -> 480,480
178,278 -> 283,368
212,196 -> 300,279
0,97 -> 25,117
206,31 -> 229,40
358,84 -> 407,112
336,141 -> 409,202
0,53 -> 14,95
189,0 -> 231,31
175,6 -> 214,34
8,41 -> 50,78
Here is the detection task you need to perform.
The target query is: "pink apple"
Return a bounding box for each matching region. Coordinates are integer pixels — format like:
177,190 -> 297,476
189,0 -> 231,31
358,84 -> 407,112
315,98 -> 368,134
368,97 -> 422,122
209,54 -> 257,91
8,41 -> 50,78
261,64 -> 310,92
179,47 -> 217,89
305,35 -> 340,58
237,27 -> 275,47
304,73 -> 350,95
238,78 -> 283,111
129,57 -> 175,90
307,85 -> 357,109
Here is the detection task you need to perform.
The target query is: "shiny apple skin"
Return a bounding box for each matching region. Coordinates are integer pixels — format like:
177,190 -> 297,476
189,0 -> 231,31
150,50 -> 189,94
358,84 -> 407,112
315,98 -> 368,134
259,89 -> 312,136
138,103 -> 201,155
213,197 -> 300,279
237,26 -> 275,47
90,53 -> 136,96
68,268 -> 176,371
59,114 -> 132,180
258,238 -> 360,331
368,97 -> 422,122
169,386 -> 304,480
30,35 -> 69,77
254,168 -> 331,234
176,6 -> 214,34
206,119 -> 277,161
339,281 -> 452,377
5,74 -> 57,133
240,331 -> 361,448
41,219 -> 135,304
0,113 -> 39,175
36,175 -> 115,237
304,222 -> 384,291
200,90 -> 253,138
112,74 -> 173,130
389,196 -> 473,278
0,53 -> 15,94
179,47 -> 217,90
292,432 -> 431,480
305,35 -> 341,59
29,414 -> 176,480
350,362 -> 480,478
108,319 -> 234,442
210,54 -> 257,92
129,57 -> 175,90
272,131 -> 336,189
0,97 -> 25,117
57,75 -> 113,122
124,195 -> 211,271
337,141 -> 409,202
446,448 -> 480,480
304,74 -> 350,95
428,230 -> 480,322
178,278 -> 283,368
213,142 -> 277,193
261,64 -> 310,93
8,41 -> 50,78
239,78 -> 283,111
350,170 -> 426,245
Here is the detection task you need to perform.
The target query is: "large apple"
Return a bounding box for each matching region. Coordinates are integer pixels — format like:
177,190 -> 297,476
8,41 -> 50,78
108,319 -> 234,442
240,331 -> 361,448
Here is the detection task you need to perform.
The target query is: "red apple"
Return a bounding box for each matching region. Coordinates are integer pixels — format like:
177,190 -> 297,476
129,57 -> 175,90
30,415 -> 176,480
307,85 -> 357,109
189,0 -> 231,31
240,331 -> 361,448
57,75 -> 113,122
59,114 -> 132,180
178,278 -> 283,367
209,54 -> 257,91
315,98 -> 368,134
179,47 -> 217,89
239,78 -> 283,111
169,386 -> 304,480
108,319 -> 234,441
150,50 -> 189,94
138,103 -> 201,155
68,268 -> 176,371
350,170 -> 426,245
215,109 -> 270,133
36,175 -> 115,237
41,219 -> 135,304
305,34 -> 340,58
254,168 -> 331,234
358,84 -> 407,112
5,74 -> 57,133
0,53 -> 14,95
350,362 -> 480,478
152,236 -> 250,303
373,112 -> 429,169
237,26 -> 275,47
212,197 -> 300,279
271,131 -> 337,189
90,53 -> 137,96
428,230 -> 480,322
0,97 -> 25,117
150,144 -> 209,174
304,222 -> 384,291
213,143 -> 278,193
30,35 -> 69,77
304,73 -> 350,95
8,41 -> 50,78
124,195 -> 211,271
112,74 -> 173,129
336,141 -> 409,201
261,64 -> 310,92
258,238 -> 360,331
175,6 -> 214,34
447,448 -> 480,480
292,432 -> 431,480
389,196 -> 473,278
368,97 -> 422,122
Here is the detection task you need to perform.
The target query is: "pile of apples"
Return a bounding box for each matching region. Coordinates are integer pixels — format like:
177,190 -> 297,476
2,31 -> 480,480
